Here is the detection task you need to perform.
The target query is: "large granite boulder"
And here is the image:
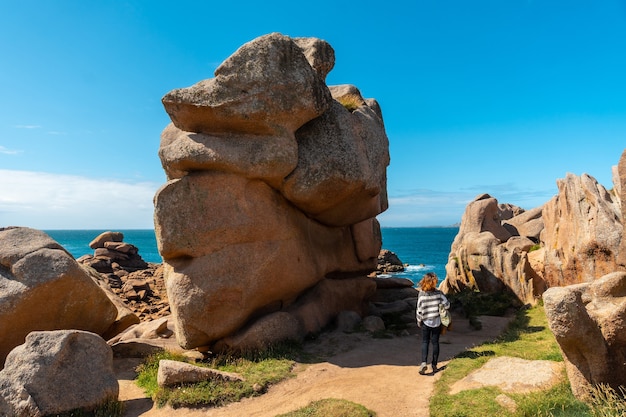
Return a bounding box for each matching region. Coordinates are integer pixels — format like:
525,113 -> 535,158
155,33 -> 389,351
543,272 -> 626,400
541,173 -> 622,287
440,194 -> 546,304
0,330 -> 118,417
0,227 -> 118,367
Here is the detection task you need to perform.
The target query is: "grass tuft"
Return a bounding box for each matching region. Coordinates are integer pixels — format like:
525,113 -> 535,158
275,398 -> 376,417
336,94 -> 364,112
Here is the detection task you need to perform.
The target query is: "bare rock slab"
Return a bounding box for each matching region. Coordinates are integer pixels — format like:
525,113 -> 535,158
449,356 -> 564,395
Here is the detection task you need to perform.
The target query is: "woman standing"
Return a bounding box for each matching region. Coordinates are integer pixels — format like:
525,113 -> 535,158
416,272 -> 450,375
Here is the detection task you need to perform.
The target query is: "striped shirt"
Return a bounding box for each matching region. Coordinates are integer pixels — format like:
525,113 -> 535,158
416,290 -> 450,328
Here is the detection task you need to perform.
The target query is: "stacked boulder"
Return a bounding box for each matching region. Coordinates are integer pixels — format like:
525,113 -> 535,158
154,33 -> 389,351
77,231 -> 169,321
79,231 -> 148,273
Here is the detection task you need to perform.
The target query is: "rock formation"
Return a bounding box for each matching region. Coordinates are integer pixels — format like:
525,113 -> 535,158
376,249 -> 406,274
441,167 -> 624,305
77,231 -> 169,322
79,230 -> 149,273
0,227 -> 118,367
0,330 -> 118,416
440,194 -> 546,304
543,272 -> 626,400
541,173 -> 622,287
154,33 -> 389,351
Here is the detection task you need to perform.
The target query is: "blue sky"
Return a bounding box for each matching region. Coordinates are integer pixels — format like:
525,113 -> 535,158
1,1 -> 625,229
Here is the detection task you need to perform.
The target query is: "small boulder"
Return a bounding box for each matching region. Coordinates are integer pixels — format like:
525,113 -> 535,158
157,359 -> 244,387
89,231 -> 124,249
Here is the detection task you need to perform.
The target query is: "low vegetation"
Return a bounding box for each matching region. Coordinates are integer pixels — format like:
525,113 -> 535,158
135,343 -> 299,409
336,93 -> 364,112
275,398 -> 376,417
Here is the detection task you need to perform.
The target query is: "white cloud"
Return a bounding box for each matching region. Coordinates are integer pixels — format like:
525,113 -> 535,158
14,125 -> 41,129
378,186 -> 558,227
0,146 -> 21,155
0,170 -> 160,229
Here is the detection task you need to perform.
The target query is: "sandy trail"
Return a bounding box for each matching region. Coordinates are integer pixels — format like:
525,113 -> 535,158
116,314 -> 512,417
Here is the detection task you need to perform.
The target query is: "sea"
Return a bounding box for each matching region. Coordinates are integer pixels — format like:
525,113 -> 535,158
45,227 -> 459,286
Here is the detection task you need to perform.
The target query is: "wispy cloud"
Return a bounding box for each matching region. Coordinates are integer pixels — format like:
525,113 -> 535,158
0,146 -> 21,155
0,170 -> 160,229
379,185 -> 558,227
14,125 -> 41,129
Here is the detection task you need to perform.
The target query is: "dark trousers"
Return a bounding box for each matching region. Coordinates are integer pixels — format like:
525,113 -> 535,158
421,324 -> 442,366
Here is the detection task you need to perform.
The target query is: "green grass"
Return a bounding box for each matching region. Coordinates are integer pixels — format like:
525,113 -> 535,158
135,344 -> 299,409
275,398 -> 376,417
430,304 -> 593,417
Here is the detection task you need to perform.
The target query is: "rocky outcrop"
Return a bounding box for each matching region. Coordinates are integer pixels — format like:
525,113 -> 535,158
541,173 -> 622,287
77,232 -> 169,322
79,230 -> 149,273
440,194 -> 546,304
543,272 -> 626,400
442,167 -> 624,305
0,227 -> 118,367
616,150 -> 626,268
376,249 -> 405,274
0,330 -> 118,417
154,33 -> 389,351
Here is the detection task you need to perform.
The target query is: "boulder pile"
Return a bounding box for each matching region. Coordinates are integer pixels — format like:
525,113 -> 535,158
77,231 -> 169,321
154,33 -> 389,351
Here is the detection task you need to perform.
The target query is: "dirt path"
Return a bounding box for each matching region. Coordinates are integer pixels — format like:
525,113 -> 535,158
116,314 -> 513,417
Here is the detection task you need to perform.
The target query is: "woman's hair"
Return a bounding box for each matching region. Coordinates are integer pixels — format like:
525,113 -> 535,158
419,272 -> 438,292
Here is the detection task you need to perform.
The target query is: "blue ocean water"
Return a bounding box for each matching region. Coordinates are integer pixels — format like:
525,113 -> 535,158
45,229 -> 163,264
380,227 -> 458,285
45,227 -> 458,284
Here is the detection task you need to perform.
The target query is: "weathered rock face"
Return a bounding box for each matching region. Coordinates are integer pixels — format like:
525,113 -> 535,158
155,33 -> 389,350
0,227 -> 118,367
543,272 -> 626,400
541,173 -> 622,287
442,167 -> 624,305
613,150 -> 626,269
0,330 -> 118,417
440,194 -> 546,304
